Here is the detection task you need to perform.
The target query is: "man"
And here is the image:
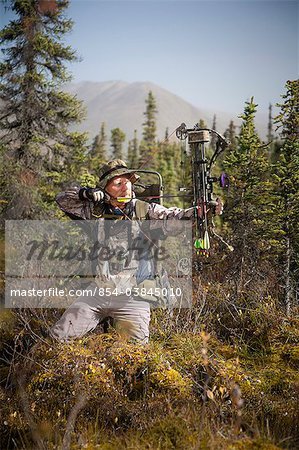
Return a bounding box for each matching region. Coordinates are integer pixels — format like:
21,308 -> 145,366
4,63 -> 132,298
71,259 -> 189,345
51,159 -> 223,343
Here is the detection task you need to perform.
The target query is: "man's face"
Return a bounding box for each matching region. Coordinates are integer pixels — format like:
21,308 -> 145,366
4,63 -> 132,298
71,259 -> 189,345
105,174 -> 132,203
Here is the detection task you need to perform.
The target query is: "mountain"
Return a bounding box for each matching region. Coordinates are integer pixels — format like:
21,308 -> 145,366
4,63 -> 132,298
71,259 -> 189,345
65,80 -> 242,144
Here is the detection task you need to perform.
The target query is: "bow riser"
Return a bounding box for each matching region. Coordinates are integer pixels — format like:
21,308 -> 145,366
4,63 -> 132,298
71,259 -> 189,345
176,123 -> 230,258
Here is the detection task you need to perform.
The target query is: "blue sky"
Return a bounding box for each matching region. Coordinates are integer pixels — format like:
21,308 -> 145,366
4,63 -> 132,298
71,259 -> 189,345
64,0 -> 298,116
1,0 -> 298,117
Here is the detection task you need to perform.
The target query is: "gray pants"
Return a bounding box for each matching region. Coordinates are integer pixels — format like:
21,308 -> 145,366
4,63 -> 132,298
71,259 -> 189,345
50,294 -> 151,343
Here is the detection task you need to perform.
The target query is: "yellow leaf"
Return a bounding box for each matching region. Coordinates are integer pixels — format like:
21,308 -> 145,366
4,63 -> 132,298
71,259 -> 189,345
219,386 -> 226,395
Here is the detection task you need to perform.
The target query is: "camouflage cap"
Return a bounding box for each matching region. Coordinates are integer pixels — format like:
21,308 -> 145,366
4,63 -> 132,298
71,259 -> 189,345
98,159 -> 140,189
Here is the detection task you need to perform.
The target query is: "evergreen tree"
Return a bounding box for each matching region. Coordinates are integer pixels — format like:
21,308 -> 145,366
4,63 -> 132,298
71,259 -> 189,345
222,98 -> 272,286
110,127 -> 125,160
224,120 -> 237,152
0,0 -> 85,166
178,139 -> 191,207
267,103 -> 276,158
139,91 -> 157,168
155,139 -> 184,208
164,127 -> 169,141
211,114 -> 217,151
127,129 -> 139,168
0,0 -> 87,219
198,118 -> 207,129
89,122 -> 107,171
267,103 -> 274,143
272,80 -> 299,313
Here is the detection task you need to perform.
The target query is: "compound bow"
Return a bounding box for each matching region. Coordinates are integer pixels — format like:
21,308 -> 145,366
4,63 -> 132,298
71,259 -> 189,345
176,123 -> 232,259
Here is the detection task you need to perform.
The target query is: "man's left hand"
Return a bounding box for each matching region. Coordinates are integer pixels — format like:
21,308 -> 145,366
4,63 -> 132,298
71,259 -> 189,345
215,198 -> 224,215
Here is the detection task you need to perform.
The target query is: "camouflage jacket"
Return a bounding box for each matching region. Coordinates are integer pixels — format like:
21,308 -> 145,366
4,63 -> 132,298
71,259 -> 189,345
56,186 -> 195,223
56,187 -> 194,299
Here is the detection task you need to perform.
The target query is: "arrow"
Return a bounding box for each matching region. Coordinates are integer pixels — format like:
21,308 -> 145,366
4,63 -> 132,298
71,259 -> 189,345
114,194 -> 193,203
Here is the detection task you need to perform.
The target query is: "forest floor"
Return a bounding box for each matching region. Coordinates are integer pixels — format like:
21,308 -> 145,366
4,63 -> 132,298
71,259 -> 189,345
0,303 -> 298,450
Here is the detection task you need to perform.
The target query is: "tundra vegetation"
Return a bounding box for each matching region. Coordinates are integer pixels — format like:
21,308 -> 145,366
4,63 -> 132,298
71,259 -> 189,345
0,1 -> 298,448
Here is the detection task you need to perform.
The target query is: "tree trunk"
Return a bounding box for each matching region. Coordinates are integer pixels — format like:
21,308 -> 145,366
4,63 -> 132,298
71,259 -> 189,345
285,233 -> 291,315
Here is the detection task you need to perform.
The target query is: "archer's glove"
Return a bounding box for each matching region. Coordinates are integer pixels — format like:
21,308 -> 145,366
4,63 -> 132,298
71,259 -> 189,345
79,188 -> 105,203
209,197 -> 224,215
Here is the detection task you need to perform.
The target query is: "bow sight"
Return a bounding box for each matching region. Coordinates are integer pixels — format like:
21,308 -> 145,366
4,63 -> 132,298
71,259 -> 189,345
176,123 -> 230,257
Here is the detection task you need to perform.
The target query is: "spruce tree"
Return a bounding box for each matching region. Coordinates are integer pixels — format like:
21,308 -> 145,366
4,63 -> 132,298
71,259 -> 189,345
110,127 -> 125,160
272,80 -> 299,312
89,122 -> 107,172
0,0 -> 85,166
224,120 -> 237,152
222,98 -> 272,285
267,103 -> 274,143
198,118 -> 207,129
267,103 -> 277,159
155,138 -> 184,208
211,114 -> 217,151
139,91 -> 157,168
127,129 -> 139,168
0,0 -> 87,219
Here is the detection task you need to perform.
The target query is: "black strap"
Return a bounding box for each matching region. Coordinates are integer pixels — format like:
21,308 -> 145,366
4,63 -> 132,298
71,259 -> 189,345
99,165 -> 127,181
78,187 -> 88,201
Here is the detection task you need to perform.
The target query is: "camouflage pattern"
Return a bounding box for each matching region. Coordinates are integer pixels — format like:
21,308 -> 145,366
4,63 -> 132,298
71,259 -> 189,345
56,187 -> 195,222
98,159 -> 140,189
51,186 -> 195,342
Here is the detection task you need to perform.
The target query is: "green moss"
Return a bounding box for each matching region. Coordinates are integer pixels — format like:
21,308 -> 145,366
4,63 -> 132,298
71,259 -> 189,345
227,438 -> 281,449
1,308 -> 298,449
144,415 -> 198,449
0,310 -> 18,348
279,344 -> 299,369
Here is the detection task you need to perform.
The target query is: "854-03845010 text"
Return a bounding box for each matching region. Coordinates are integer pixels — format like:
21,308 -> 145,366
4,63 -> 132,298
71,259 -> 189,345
9,286 -> 183,299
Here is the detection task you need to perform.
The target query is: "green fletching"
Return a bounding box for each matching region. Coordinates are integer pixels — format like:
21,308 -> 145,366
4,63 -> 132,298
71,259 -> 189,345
194,239 -> 204,249
194,233 -> 210,251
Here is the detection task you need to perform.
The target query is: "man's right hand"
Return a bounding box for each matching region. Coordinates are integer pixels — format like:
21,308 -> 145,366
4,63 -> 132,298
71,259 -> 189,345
79,187 -> 105,203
